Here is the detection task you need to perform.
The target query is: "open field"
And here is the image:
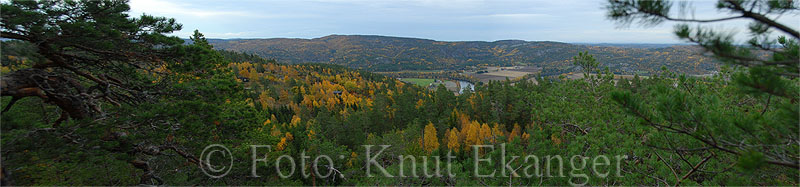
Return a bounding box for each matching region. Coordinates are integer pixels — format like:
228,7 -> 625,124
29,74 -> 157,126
472,74 -> 513,82
399,78 -> 435,86
483,70 -> 530,78
465,66 -> 541,83
442,81 -> 459,92
373,70 -> 444,74
398,78 -> 462,93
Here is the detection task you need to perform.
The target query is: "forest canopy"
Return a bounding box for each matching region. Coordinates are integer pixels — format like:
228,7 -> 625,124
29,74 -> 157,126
0,0 -> 797,186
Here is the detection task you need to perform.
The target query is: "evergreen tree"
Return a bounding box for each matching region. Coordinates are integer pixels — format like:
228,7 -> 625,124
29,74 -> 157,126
607,0 -> 799,169
1,0 -> 183,123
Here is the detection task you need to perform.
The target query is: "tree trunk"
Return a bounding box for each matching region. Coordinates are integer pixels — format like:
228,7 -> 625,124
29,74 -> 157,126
1,69 -> 92,122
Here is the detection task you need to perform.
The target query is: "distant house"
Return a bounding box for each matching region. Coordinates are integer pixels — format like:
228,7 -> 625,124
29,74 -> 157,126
237,76 -> 250,82
333,91 -> 343,95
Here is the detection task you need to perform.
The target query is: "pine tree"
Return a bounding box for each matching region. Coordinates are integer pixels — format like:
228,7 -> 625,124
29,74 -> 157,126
1,0 -> 184,122
607,0 -> 799,169
573,51 -> 599,79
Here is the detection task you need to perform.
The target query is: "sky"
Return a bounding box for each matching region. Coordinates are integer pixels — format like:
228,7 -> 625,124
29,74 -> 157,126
129,0 -> 800,43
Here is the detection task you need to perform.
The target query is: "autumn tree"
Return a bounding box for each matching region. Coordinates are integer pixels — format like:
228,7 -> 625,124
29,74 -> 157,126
422,122 -> 440,153
479,123 -> 491,143
508,123 -> 521,141
447,127 -> 460,152
461,121 -> 480,151
490,123 -> 504,143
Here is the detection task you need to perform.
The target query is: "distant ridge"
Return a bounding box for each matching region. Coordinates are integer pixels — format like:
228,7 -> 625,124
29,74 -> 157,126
574,43 -> 692,49
208,35 -> 718,75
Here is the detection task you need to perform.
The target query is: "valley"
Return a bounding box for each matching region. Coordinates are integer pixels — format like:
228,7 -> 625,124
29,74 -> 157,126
2,0 -> 797,186
209,35 -> 720,93
208,35 -> 720,76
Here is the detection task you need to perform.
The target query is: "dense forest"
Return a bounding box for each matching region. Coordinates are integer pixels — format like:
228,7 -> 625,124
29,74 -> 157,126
208,35 -> 720,75
1,0 -> 798,186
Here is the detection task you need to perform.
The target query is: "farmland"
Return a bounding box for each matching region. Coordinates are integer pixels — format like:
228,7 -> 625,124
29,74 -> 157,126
398,78 -> 435,87
464,66 -> 541,83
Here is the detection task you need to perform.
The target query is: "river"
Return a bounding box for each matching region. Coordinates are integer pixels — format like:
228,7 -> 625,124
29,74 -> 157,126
458,80 -> 474,94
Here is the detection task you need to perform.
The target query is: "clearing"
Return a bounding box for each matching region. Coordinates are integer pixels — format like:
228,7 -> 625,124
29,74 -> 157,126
399,78 -> 435,87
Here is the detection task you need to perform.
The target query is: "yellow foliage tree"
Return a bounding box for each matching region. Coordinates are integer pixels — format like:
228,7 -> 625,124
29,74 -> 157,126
285,132 -> 294,141
307,129 -> 316,140
422,122 -> 440,153
462,121 -> 480,151
346,152 -> 358,168
491,123 -> 504,143
276,132 -> 295,150
248,70 -> 259,81
444,128 -> 451,144
290,115 -> 302,127
509,123 -> 521,142
415,99 -> 424,109
521,132 -> 531,145
278,90 -> 290,103
479,123 -> 491,144
239,69 -> 249,78
551,133 -> 561,145
258,91 -> 272,110
456,110 -> 471,129
447,127 -> 460,152
270,124 -> 282,137
301,96 -> 314,108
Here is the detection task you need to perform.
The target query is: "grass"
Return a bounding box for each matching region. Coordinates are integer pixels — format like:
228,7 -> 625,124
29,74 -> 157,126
401,78 -> 435,86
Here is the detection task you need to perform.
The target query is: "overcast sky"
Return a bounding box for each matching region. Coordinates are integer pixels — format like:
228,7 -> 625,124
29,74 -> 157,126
129,0 -> 800,43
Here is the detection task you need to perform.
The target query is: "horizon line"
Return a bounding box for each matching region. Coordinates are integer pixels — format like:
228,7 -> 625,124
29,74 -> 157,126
191,34 -> 693,45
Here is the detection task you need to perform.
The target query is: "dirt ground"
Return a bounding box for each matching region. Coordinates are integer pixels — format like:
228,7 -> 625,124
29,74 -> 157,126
482,70 -> 530,78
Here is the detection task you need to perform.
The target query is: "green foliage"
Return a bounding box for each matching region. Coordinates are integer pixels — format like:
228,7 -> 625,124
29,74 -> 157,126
4,45 -> 797,185
2,0 -> 797,186
606,0 -> 800,174
738,151 -> 766,170
573,51 -> 599,77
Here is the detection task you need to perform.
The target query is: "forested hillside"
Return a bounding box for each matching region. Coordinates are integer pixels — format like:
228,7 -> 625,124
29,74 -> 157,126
208,35 -> 719,75
5,38 -> 796,185
1,0 -> 797,186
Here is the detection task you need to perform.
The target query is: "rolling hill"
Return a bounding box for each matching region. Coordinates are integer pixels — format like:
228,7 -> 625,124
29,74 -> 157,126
208,35 -> 719,75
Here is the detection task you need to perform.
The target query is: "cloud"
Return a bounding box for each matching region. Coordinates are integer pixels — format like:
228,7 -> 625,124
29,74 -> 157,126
207,31 -> 259,38
478,13 -> 554,19
125,0 -> 799,43
129,0 -> 253,18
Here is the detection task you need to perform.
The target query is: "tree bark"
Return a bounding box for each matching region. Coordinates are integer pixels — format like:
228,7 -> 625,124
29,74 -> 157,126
1,69 -> 93,123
